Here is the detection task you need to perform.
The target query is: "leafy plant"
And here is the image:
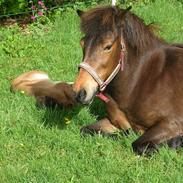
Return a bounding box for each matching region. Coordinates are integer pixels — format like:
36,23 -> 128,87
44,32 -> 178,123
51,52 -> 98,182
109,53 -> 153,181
0,0 -> 29,15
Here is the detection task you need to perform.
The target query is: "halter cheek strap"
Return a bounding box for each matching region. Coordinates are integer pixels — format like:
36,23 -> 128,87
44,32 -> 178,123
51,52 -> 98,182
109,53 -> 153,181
79,62 -> 104,87
78,46 -> 125,102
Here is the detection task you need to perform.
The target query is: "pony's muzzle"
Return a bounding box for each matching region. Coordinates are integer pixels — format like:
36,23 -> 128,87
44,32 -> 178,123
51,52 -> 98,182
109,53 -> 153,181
75,89 -> 87,104
73,68 -> 98,104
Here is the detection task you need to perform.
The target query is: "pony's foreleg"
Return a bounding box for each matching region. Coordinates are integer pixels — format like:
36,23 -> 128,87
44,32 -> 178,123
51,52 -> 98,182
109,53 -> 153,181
80,95 -> 132,136
132,120 -> 183,155
105,94 -> 131,131
11,71 -> 77,108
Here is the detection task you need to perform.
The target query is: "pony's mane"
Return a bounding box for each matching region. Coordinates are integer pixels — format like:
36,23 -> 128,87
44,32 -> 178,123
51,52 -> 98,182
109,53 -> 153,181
80,6 -> 163,53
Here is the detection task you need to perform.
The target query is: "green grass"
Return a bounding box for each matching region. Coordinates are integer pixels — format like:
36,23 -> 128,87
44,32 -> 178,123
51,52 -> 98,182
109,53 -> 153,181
0,0 -> 183,182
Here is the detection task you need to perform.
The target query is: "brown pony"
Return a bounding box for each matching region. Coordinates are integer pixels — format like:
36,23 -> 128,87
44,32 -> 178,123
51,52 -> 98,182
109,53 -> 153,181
12,6 -> 183,155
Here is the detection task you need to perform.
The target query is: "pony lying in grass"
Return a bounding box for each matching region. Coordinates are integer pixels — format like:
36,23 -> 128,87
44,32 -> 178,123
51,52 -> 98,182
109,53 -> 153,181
11,6 -> 183,155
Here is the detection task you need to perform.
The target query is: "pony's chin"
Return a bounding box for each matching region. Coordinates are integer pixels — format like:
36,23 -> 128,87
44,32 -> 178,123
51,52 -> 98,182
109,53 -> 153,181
81,88 -> 98,105
81,97 -> 94,105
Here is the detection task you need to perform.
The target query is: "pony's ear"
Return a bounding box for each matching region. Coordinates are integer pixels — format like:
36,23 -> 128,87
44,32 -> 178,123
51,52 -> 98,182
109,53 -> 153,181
125,6 -> 132,12
119,6 -> 132,16
77,9 -> 84,17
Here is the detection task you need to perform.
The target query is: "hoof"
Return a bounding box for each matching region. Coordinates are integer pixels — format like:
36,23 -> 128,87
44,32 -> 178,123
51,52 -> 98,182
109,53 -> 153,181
80,126 -> 125,140
80,126 -> 98,136
132,141 -> 157,156
167,136 -> 183,149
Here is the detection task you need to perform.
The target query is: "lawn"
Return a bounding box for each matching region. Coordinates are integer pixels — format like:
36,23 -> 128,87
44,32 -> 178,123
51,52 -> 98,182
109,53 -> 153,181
0,0 -> 183,182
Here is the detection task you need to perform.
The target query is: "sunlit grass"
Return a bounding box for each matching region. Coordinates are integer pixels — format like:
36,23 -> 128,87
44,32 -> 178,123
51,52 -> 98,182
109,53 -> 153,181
0,0 -> 183,182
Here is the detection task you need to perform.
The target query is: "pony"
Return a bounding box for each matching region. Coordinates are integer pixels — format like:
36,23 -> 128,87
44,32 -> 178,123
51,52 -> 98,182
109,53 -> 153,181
12,6 -> 183,155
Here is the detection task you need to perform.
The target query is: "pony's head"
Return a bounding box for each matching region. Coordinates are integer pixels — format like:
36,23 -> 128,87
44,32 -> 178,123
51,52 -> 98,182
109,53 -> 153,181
73,6 -> 132,104
73,6 -> 158,104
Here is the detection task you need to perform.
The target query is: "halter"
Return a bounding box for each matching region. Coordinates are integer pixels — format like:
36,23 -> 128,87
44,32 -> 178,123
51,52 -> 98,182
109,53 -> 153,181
78,44 -> 125,102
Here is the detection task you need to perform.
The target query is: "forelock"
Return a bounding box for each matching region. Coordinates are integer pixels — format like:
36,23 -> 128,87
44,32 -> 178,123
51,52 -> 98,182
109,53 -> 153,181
80,6 -> 120,37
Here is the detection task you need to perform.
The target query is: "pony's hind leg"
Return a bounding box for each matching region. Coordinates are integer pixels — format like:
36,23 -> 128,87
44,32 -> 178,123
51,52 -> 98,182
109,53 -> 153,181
11,71 -> 77,108
132,120 -> 182,155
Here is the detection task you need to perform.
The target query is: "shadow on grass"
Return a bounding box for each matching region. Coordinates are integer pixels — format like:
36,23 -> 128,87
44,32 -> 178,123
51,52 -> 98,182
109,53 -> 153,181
40,97 -> 137,142
40,97 -> 106,129
89,98 -> 107,119
41,106 -> 80,129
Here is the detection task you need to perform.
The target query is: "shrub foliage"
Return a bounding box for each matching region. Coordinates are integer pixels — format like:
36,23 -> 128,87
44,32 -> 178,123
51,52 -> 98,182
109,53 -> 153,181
0,0 -> 100,16
0,0 -> 182,17
0,0 -> 149,16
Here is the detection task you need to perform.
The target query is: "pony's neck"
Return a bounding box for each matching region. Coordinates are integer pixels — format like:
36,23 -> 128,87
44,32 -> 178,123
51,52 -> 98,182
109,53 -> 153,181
109,17 -> 164,106
107,12 -> 165,107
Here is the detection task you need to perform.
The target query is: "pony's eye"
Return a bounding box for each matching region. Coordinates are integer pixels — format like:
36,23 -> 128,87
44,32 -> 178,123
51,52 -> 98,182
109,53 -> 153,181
104,44 -> 112,51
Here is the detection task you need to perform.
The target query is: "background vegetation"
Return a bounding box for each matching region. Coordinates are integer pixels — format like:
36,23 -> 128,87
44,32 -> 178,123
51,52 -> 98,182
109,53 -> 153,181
0,0 -> 166,16
0,0 -> 104,15
0,0 -> 183,182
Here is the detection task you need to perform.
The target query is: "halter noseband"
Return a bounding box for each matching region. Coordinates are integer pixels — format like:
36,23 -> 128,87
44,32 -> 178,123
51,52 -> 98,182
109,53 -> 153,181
78,44 -> 125,102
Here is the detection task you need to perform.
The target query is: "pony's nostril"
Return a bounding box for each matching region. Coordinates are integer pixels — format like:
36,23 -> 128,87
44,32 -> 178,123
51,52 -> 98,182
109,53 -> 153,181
76,89 -> 87,103
73,91 -> 77,98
